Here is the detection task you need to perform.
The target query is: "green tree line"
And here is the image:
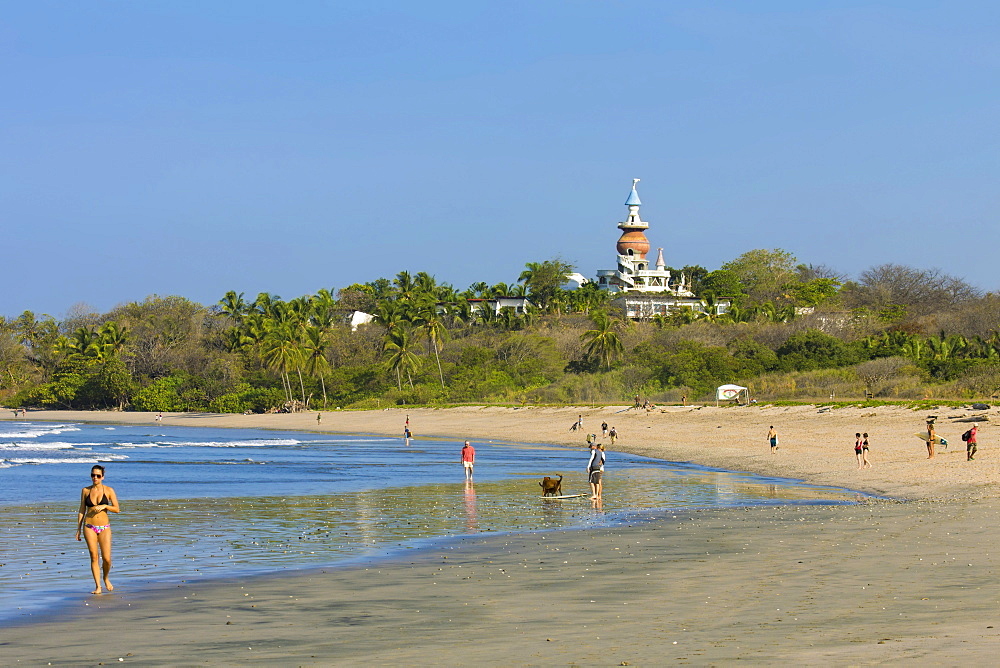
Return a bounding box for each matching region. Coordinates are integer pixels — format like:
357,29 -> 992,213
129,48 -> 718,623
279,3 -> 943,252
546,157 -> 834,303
2,251 -> 999,411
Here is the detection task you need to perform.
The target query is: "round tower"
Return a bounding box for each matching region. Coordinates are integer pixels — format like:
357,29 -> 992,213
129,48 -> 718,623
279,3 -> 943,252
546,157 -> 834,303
616,178 -> 650,259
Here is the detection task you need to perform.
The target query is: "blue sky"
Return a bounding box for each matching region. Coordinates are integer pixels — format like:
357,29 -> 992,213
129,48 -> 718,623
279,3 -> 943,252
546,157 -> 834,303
3,1 -> 998,317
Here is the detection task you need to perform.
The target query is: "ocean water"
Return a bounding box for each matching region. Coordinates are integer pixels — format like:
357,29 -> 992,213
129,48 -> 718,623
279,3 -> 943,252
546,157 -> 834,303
1,421 -> 864,622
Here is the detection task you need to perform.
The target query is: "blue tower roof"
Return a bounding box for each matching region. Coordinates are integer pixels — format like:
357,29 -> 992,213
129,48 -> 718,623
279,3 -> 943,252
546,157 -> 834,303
625,183 -> 641,206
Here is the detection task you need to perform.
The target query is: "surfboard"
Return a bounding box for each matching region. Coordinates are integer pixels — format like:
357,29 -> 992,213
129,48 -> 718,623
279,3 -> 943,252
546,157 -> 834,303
914,432 -> 948,445
541,493 -> 588,499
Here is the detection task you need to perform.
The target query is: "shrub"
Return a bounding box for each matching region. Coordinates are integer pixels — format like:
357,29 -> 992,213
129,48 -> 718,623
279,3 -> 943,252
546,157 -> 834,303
132,375 -> 187,412
776,329 -> 859,371
208,385 -> 285,413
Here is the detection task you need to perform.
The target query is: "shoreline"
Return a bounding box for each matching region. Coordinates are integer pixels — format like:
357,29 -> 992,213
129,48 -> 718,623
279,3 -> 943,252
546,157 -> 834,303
6,403 -> 997,501
5,406 -> 1000,664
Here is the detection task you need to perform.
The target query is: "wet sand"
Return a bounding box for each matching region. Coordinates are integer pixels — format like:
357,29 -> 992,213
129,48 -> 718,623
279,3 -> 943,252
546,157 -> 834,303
4,405 -> 1000,664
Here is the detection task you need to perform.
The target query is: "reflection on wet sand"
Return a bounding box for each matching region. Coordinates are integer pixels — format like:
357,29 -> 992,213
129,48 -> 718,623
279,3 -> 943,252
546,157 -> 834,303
5,464 -> 861,618
463,480 -> 477,532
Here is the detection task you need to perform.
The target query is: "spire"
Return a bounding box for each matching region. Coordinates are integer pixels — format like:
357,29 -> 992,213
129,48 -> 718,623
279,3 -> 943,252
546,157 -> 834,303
625,178 -> 641,206
655,248 -> 665,269
616,178 -> 650,259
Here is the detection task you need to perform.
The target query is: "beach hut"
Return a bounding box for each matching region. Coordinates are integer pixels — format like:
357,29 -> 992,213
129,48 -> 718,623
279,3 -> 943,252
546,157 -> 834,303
716,384 -> 749,406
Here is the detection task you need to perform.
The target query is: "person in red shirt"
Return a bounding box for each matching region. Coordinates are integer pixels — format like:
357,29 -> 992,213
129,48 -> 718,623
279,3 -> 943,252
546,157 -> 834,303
967,423 -> 979,461
461,441 -> 475,480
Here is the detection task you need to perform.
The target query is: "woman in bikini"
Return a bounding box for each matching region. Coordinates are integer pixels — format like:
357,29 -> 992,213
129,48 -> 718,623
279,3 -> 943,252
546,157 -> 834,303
76,464 -> 120,594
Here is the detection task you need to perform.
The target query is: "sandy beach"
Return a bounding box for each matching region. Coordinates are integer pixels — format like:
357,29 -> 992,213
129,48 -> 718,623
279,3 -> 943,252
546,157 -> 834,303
4,404 -> 1000,665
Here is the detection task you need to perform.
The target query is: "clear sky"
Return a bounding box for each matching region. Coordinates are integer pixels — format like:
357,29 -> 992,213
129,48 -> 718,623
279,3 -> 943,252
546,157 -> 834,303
3,1 -> 998,318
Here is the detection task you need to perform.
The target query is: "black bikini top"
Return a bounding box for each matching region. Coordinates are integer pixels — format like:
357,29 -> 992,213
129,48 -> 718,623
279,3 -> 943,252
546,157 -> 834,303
86,492 -> 110,507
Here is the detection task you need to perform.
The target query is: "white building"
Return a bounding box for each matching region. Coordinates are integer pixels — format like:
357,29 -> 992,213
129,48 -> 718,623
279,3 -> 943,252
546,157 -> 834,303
467,296 -> 533,315
596,180 -> 727,319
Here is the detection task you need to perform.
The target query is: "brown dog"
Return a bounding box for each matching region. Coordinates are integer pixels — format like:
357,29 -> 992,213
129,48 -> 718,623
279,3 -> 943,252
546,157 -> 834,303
539,475 -> 563,496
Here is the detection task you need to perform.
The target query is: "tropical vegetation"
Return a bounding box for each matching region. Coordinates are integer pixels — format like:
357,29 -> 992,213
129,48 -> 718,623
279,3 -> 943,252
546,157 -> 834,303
2,251 -> 999,412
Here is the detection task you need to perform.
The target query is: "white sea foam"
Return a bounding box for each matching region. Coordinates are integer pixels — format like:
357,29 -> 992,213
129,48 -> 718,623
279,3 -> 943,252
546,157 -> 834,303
0,441 -> 76,450
157,439 -> 301,448
4,453 -> 129,465
0,424 -> 82,439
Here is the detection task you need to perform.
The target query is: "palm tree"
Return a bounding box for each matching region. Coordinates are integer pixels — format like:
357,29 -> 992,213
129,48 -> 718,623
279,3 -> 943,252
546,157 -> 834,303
414,271 -> 438,296
489,282 -> 512,297
252,293 -> 282,318
497,306 -> 518,330
901,338 -> 926,361
393,271 -> 417,301
518,259 -> 573,312
374,301 -> 409,332
581,311 -> 625,370
219,291 -> 248,324
469,281 -> 488,298
774,304 -> 797,323
261,322 -> 304,405
95,322 -> 129,359
443,301 -> 470,329
383,327 -> 421,390
310,288 -> 338,328
63,327 -> 100,358
302,326 -> 331,408
475,302 -> 499,327
508,283 -> 529,298
414,305 -> 449,387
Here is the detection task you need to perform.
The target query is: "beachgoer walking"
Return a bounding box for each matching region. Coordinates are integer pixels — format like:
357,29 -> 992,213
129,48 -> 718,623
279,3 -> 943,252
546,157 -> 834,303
404,426 -> 412,444
587,443 -> 605,500
609,427 -> 617,445
577,414 -> 583,430
768,426 -> 778,453
926,419 -> 936,459
317,412 -> 322,424
602,421 -> 608,438
967,423 -> 979,461
634,395 -> 641,410
681,395 -> 687,406
461,440 -> 475,480
155,412 -> 162,422
855,433 -> 864,469
862,433 -> 871,468
76,464 -> 120,595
